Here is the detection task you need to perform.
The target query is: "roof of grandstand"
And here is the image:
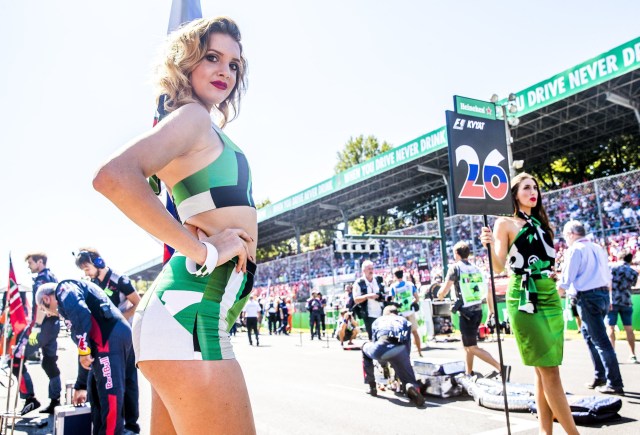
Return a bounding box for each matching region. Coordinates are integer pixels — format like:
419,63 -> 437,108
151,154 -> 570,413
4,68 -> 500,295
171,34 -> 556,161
256,37 -> 640,247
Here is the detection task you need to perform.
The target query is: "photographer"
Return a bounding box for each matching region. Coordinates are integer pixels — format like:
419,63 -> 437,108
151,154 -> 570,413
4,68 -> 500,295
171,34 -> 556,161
437,242 -> 507,379
353,261 -> 385,340
337,309 -> 360,346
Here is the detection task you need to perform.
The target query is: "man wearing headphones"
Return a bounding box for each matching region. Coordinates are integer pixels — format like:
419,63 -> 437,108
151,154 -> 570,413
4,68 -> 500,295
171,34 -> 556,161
75,248 -> 141,434
75,248 -> 141,323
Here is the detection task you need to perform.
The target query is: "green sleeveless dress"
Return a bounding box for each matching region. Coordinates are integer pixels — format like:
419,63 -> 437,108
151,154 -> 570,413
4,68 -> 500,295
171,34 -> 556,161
506,211 -> 564,367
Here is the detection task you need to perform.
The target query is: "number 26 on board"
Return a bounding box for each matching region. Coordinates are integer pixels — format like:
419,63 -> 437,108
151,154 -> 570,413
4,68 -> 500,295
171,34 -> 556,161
455,145 -> 509,200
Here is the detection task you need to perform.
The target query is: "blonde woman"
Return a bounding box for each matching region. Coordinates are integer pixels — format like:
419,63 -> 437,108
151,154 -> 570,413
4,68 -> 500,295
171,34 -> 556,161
94,17 -> 257,434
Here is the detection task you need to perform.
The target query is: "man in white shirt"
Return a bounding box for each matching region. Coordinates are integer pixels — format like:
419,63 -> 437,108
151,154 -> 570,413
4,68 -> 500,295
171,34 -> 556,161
353,260 -> 384,340
559,220 -> 623,395
243,295 -> 261,346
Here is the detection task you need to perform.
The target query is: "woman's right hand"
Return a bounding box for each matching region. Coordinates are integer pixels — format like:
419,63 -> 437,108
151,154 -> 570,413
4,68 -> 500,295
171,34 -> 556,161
480,226 -> 494,247
198,228 -> 253,273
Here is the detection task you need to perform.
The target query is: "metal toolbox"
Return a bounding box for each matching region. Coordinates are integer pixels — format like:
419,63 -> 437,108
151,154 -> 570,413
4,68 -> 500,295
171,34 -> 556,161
53,404 -> 92,435
412,357 -> 465,376
419,374 -> 464,398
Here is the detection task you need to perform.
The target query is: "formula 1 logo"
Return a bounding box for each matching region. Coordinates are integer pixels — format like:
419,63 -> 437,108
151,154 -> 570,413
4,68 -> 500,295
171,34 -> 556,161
453,119 -> 466,130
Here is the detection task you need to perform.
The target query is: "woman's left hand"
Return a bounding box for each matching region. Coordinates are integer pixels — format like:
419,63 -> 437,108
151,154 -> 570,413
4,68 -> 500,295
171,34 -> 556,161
480,226 -> 494,247
198,228 -> 253,273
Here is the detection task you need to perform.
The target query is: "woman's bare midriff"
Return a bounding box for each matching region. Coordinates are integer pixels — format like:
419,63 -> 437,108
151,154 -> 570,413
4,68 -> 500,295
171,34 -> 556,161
185,206 -> 258,257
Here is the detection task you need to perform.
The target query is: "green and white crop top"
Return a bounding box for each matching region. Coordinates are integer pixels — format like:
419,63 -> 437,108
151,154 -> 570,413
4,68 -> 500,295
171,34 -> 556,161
171,124 -> 255,223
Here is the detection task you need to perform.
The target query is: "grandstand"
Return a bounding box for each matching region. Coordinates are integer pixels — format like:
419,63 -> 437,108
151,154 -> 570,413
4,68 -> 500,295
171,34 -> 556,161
251,170 -> 640,296
127,37 -> 640,299
256,37 -> 640,247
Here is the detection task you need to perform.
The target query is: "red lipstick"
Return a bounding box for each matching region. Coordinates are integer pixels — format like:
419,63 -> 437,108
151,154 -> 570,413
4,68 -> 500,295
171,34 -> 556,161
212,81 -> 227,90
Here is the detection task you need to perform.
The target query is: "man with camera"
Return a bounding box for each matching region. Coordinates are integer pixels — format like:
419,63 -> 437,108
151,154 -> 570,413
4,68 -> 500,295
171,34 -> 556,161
437,241 -> 506,379
337,309 -> 360,346
353,260 -> 385,340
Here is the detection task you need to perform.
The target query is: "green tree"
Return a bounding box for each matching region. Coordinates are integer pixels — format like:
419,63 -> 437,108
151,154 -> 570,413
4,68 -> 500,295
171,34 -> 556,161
531,134 -> 639,189
334,135 -> 393,173
301,230 -> 334,251
333,135 -> 398,235
257,239 -> 294,263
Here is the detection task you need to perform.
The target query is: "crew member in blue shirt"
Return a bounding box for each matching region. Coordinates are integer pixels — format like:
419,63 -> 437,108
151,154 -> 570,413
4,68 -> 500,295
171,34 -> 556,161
36,280 -> 137,435
361,305 -> 425,407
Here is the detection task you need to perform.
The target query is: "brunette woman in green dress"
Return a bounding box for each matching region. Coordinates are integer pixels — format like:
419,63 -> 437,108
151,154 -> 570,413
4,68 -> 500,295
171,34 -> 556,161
481,173 -> 578,435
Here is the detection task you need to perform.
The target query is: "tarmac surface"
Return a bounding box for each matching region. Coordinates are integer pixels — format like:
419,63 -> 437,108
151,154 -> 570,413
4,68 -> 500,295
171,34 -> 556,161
1,327 -> 639,434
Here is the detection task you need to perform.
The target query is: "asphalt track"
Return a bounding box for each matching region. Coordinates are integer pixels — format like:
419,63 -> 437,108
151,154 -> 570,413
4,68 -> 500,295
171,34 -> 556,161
2,329 -> 639,434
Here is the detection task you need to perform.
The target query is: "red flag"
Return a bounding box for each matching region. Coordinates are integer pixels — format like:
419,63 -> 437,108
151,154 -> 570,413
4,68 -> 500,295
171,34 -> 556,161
7,255 -> 28,335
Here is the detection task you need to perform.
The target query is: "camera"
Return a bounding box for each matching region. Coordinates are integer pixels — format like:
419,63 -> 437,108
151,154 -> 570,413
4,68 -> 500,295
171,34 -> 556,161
451,298 -> 464,314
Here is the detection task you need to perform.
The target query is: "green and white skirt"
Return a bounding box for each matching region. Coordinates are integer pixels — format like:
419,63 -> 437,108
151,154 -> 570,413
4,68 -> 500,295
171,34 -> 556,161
133,254 -> 256,362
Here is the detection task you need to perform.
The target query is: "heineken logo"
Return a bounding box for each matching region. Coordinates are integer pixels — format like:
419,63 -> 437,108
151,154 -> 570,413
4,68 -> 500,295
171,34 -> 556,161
460,102 -> 491,115
455,96 -> 496,120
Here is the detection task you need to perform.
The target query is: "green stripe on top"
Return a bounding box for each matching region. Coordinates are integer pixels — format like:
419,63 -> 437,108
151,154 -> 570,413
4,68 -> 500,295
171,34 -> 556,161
215,127 -> 242,153
172,128 -> 243,207
172,149 -> 239,206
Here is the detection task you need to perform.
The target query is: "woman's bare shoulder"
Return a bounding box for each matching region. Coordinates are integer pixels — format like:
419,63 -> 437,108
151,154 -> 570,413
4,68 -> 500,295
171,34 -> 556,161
494,216 -> 517,227
164,103 -> 212,129
494,216 -> 523,233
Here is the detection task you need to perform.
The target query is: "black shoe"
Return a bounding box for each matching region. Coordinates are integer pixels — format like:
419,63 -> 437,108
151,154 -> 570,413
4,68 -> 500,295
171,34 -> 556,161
124,423 -> 141,434
417,379 -> 429,395
406,383 -> 425,407
596,385 -> 624,395
39,398 -> 60,414
20,397 -> 41,416
586,378 -> 606,389
367,382 -> 377,397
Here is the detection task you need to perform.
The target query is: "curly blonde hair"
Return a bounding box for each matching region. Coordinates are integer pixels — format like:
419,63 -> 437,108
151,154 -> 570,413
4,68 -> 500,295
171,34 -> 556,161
155,17 -> 247,127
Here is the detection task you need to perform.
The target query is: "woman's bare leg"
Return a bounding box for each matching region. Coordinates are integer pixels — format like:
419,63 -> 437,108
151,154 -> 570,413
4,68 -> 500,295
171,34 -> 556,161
537,366 -> 579,435
534,368 -> 553,434
140,360 -> 256,435
149,385 -> 177,435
